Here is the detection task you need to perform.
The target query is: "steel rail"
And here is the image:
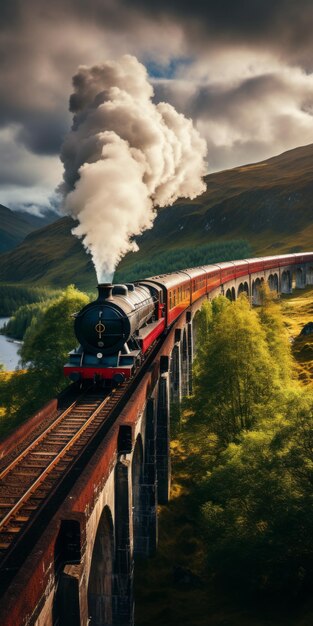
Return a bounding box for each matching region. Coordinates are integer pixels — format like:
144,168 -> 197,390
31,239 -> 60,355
0,399 -> 78,482
0,392 -> 115,533
0,327 -> 162,575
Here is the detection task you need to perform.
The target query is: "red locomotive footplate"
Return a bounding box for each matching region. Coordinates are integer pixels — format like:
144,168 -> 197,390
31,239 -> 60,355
64,366 -> 133,380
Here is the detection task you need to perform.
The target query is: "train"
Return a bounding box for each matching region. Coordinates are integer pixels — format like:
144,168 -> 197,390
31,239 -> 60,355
64,253 -> 313,385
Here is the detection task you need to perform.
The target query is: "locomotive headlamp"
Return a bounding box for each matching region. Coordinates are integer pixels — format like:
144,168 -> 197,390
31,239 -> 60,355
97,352 -> 103,359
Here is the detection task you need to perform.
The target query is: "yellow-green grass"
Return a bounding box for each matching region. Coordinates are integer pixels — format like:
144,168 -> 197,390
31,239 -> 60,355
0,371 -> 15,427
281,286 -> 313,384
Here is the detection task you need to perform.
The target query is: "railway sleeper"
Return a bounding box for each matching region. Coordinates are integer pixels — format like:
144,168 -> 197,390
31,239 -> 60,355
0,498 -> 20,506
19,503 -> 37,512
5,524 -> 24,534
32,445 -> 72,452
0,488 -> 26,497
24,460 -> 55,467
12,470 -> 43,477
0,533 -> 15,545
30,451 -> 58,456
14,514 -> 30,522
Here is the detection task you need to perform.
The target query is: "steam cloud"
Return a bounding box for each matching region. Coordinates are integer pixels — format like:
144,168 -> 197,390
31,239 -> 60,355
60,55 -> 207,283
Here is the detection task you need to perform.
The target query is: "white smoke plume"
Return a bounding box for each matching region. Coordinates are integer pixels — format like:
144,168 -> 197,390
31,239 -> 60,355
60,55 -> 207,283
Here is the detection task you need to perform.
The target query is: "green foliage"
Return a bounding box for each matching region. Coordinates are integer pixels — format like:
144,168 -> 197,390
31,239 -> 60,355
257,284 -> 293,382
0,284 -> 60,316
115,240 -> 252,283
192,301 -> 213,365
201,389 -> 313,594
20,285 -> 89,385
192,295 -> 280,443
0,286 -> 89,434
2,300 -> 56,340
180,294 -> 313,597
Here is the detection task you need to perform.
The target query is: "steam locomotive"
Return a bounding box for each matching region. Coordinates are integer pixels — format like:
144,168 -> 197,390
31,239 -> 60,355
64,253 -> 313,385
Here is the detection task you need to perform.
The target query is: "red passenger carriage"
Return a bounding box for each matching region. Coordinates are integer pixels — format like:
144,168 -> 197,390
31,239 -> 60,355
64,253 -> 309,384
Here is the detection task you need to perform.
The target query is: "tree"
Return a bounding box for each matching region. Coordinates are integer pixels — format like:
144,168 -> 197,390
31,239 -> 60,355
20,285 -> 89,392
258,284 -> 293,383
193,300 -> 213,360
201,388 -> 313,595
0,286 -> 89,433
192,295 -> 280,443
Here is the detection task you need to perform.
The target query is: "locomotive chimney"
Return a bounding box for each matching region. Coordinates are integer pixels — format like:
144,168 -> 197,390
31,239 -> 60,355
97,283 -> 113,301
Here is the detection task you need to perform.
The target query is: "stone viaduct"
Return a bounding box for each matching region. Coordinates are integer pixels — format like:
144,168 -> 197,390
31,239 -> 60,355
0,257 -> 312,626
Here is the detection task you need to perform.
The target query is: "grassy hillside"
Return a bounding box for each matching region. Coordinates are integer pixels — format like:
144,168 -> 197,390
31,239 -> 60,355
0,217 -> 94,291
281,286 -> 313,384
0,143 -> 313,289
0,204 -> 57,254
120,143 -> 313,277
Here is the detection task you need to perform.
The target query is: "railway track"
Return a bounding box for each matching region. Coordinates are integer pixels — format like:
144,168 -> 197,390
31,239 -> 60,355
0,319 -> 167,596
0,385 -> 126,569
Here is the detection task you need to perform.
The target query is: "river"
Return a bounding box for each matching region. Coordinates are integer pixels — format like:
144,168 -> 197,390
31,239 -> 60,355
0,318 -> 22,371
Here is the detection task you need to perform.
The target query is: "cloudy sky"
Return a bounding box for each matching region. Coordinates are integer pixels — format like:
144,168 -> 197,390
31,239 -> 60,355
2,0 -> 313,213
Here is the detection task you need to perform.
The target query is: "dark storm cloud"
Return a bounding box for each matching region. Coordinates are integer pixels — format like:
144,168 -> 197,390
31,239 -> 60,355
0,0 -> 312,164
121,0 -> 313,62
153,66 -> 313,171
0,0 -> 148,163
0,127 -> 61,187
16,113 -> 69,155
1,0 -> 313,208
182,74 -> 295,119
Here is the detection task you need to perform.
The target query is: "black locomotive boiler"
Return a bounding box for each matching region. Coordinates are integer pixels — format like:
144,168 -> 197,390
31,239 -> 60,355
64,281 -> 165,384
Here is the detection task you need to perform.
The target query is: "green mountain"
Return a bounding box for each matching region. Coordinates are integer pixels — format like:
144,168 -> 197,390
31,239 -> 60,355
0,204 -> 57,253
0,143 -> 313,290
0,217 -> 94,291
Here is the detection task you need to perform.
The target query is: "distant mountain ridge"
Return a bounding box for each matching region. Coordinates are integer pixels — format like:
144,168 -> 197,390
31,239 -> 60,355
0,204 -> 57,254
0,143 -> 313,290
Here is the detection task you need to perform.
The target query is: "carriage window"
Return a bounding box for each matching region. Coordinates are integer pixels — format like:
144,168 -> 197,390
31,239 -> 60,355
169,292 -> 172,309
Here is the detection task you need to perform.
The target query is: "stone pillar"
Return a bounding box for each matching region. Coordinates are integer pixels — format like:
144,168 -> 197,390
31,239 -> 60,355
296,268 -> 305,288
252,278 -> 262,305
281,270 -> 292,294
87,508 -> 114,626
57,565 -> 81,626
134,398 -> 158,557
113,460 -> 134,626
156,372 -> 170,505
170,330 -> 182,404
306,264 -> 313,285
181,329 -> 189,397
187,321 -> 193,394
